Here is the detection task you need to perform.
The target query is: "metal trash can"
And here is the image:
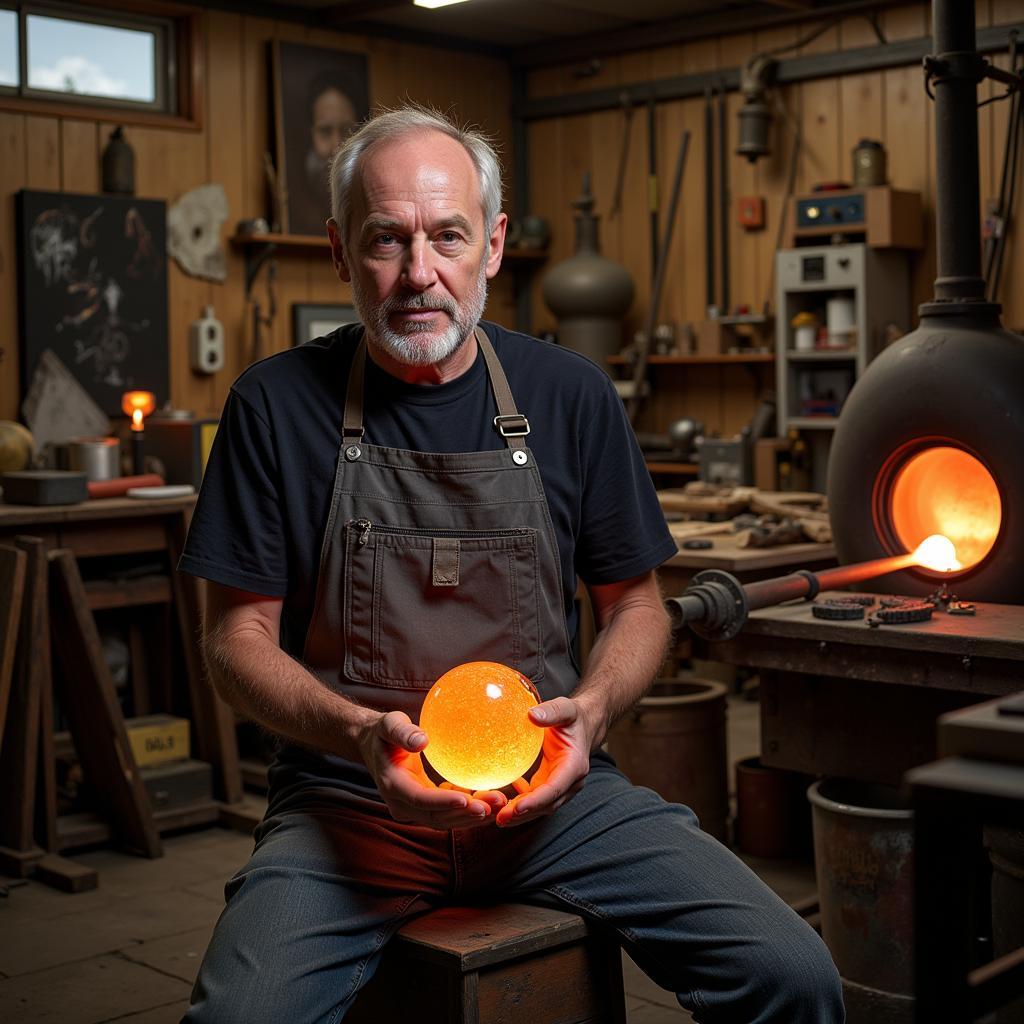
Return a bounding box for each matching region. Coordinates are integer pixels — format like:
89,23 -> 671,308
808,778 -> 914,1021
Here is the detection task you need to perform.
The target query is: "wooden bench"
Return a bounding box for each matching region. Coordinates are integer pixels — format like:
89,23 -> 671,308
347,902 -> 627,1024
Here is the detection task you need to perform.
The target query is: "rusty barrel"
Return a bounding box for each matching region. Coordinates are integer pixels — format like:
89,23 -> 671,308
607,677 -> 728,842
735,756 -> 812,860
808,779 -> 915,1021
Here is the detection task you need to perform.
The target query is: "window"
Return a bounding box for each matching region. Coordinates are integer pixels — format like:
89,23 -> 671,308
0,2 -> 186,117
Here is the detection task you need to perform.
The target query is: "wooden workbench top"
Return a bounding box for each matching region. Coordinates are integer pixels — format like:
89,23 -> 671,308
742,590 -> 1024,661
0,494 -> 196,527
665,536 -> 836,572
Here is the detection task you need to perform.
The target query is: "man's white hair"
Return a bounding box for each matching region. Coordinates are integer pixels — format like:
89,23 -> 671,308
329,103 -> 503,243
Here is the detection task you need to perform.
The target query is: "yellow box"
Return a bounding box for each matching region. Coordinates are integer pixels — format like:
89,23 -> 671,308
126,714 -> 190,767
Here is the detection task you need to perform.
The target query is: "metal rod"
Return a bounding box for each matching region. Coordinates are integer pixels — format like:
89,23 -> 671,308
717,83 -> 730,315
626,130 -> 691,424
704,87 -> 715,312
516,24 -> 1024,122
647,97 -> 659,285
665,552 -> 918,640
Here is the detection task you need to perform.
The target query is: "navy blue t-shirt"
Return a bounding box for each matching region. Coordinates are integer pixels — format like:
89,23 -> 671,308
179,321 -> 676,657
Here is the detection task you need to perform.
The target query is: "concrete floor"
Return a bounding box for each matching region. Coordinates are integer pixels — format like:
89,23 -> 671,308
0,694 -> 818,1024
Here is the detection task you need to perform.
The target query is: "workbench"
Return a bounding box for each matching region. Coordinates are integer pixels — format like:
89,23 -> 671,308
0,495 -> 242,868
705,591 -> 1024,785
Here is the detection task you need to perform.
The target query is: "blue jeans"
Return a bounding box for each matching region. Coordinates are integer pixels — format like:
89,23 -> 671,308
184,754 -> 844,1023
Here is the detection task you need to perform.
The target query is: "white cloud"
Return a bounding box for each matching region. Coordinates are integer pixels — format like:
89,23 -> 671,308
0,68 -> 15,86
31,55 -> 127,96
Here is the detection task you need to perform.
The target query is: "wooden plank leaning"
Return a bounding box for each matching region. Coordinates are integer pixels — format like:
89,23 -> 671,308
47,548 -> 162,859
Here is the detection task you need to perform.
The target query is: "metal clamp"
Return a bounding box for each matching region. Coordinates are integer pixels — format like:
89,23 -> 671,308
493,414 -> 531,438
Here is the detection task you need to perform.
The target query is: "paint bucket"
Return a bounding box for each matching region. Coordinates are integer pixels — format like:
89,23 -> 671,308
607,676 -> 729,842
809,778 -> 914,1017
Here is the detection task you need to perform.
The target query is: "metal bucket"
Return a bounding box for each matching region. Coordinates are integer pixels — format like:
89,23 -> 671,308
607,676 -> 729,842
808,778 -> 914,1005
735,756 -> 812,860
985,826 -> 1024,1024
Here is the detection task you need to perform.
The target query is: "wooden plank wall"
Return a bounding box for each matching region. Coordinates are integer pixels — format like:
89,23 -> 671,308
526,1 -> 1024,435
0,11 -> 513,424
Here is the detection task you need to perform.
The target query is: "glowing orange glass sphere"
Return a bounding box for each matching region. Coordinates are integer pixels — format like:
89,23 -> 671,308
419,661 -> 543,791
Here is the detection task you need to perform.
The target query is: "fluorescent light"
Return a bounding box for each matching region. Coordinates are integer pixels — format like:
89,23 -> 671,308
414,0 -> 473,8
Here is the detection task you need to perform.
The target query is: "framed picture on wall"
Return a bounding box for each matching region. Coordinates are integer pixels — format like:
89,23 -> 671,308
292,303 -> 360,345
271,41 -> 370,237
16,189 -> 169,416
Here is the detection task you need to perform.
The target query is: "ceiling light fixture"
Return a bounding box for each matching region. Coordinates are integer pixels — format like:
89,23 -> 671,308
414,0 -> 473,9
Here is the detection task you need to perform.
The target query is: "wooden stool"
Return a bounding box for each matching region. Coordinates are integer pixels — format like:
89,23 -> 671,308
348,902 -> 627,1024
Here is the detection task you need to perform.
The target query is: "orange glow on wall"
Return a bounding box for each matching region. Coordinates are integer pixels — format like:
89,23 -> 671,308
890,447 -> 1001,571
419,662 -> 543,791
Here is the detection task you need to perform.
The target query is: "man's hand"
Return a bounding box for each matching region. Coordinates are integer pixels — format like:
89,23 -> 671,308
359,710 -> 507,830
494,696 -> 595,828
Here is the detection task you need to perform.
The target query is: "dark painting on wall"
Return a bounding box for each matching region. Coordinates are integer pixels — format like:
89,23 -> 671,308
16,190 -> 169,417
271,40 -> 370,237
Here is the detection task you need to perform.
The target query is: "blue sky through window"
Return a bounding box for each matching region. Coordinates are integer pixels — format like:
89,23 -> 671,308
26,14 -> 154,101
0,10 -> 17,86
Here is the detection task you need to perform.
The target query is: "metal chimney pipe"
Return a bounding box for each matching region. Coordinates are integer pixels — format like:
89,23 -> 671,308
928,0 -> 990,304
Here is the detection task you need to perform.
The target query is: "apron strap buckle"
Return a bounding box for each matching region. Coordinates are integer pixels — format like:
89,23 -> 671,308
493,414 -> 530,438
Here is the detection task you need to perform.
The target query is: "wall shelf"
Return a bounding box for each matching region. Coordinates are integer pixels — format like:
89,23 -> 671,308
786,417 -> 839,430
643,461 -> 699,475
608,353 -> 774,366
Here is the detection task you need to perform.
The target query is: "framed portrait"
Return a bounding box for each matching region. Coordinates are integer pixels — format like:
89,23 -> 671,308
16,189 -> 169,416
271,41 -> 370,237
292,303 -> 360,345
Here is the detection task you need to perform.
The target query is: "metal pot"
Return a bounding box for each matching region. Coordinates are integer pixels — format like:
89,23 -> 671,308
68,436 -> 120,482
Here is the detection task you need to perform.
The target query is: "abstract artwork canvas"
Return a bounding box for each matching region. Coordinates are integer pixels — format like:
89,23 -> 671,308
17,189 -> 169,416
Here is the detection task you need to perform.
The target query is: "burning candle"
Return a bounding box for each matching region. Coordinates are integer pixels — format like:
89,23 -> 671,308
418,661 -> 544,791
121,391 -> 156,476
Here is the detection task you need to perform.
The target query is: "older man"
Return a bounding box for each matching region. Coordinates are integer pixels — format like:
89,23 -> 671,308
179,105 -> 843,1023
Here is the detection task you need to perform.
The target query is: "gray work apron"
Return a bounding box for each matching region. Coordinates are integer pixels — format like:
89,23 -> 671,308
301,327 -> 579,722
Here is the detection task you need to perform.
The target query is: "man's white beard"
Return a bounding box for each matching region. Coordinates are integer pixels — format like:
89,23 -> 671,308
352,257 -> 489,367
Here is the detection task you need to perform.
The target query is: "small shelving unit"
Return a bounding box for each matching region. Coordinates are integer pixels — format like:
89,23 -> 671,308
775,243 -> 910,490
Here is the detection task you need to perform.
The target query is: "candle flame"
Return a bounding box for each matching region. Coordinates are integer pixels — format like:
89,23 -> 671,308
912,534 -> 962,573
121,390 -> 156,431
132,408 -> 144,430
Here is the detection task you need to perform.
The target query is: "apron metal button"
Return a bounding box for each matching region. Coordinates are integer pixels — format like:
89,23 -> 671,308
512,450 -> 528,466
345,445 -> 362,461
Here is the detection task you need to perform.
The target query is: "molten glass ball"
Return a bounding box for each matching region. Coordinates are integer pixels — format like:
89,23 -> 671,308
419,661 -> 544,791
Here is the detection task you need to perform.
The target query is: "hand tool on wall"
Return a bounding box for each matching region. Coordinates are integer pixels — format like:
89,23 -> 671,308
717,83 -> 730,316
704,87 -> 716,314
647,95 -> 659,285
610,93 -> 634,219
985,30 -> 1023,302
626,129 -> 691,424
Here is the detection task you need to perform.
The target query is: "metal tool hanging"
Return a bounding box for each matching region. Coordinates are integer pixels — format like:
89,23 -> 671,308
626,129 -> 691,424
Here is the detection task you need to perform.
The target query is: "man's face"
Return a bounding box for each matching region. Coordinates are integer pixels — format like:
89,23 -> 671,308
330,130 -> 506,367
311,88 -> 357,162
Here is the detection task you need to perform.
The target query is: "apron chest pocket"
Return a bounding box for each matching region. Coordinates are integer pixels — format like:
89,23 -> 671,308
342,520 -> 544,689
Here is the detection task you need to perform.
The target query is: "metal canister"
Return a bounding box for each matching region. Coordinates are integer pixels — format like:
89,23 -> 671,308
68,436 -> 120,481
606,676 -> 729,841
852,138 -> 887,187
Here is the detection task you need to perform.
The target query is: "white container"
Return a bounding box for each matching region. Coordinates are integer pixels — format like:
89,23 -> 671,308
794,324 -> 817,351
826,296 -> 856,347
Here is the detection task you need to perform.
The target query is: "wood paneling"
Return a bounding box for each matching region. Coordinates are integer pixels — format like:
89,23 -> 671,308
526,1 -> 1024,435
0,14 -> 514,423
